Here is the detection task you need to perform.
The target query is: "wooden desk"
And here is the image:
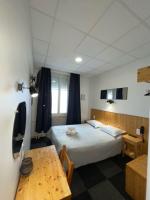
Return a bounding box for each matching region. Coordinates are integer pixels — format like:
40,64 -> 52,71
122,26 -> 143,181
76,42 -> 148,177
15,146 -> 71,200
126,155 -> 147,200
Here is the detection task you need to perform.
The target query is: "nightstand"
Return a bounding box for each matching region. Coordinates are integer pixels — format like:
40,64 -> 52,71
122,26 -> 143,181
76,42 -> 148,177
122,134 -> 143,159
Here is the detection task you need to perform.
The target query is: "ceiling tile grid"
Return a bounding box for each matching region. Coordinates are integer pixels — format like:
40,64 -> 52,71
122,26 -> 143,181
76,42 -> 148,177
31,8 -> 53,42
76,36 -> 108,57
109,54 -> 136,67
56,0 -> 114,32
112,24 -> 150,52
33,53 -> 46,68
96,47 -> 124,62
90,1 -> 140,44
130,42 -> 150,59
33,38 -> 49,56
121,0 -> 150,20
49,20 -> 85,55
30,0 -> 58,17
30,0 -> 150,76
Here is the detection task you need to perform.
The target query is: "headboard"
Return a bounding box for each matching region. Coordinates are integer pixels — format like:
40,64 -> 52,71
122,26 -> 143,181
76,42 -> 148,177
91,109 -> 149,154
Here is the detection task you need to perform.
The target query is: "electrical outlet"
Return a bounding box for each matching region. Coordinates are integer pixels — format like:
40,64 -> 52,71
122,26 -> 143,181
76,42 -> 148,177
136,128 -> 140,135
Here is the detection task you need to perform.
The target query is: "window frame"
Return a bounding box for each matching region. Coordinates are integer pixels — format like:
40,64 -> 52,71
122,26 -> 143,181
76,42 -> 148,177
51,73 -> 69,116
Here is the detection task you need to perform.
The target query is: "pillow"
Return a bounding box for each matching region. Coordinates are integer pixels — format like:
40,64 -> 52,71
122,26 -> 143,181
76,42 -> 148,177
86,120 -> 104,128
100,125 -> 126,138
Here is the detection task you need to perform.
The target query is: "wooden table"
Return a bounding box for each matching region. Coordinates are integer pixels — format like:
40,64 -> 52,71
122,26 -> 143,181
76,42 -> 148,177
126,155 -> 147,200
15,146 -> 71,200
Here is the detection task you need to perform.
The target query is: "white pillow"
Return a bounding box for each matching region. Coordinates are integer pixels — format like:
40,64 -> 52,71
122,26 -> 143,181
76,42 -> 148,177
86,120 -> 104,128
100,125 -> 126,137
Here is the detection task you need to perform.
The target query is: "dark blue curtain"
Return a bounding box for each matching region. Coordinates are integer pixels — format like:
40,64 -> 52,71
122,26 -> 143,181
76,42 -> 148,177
66,73 -> 81,124
35,67 -> 52,133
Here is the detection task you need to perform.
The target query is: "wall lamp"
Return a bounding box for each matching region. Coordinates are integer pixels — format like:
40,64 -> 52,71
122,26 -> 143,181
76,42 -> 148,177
106,99 -> 114,104
17,76 -> 38,98
144,89 -> 150,96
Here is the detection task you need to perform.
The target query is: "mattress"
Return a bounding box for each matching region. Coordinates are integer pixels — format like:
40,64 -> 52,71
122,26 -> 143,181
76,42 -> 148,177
50,123 -> 122,168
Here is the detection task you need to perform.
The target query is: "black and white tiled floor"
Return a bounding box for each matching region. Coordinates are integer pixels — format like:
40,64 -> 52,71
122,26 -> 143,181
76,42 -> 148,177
30,137 -> 133,200
71,155 -> 133,200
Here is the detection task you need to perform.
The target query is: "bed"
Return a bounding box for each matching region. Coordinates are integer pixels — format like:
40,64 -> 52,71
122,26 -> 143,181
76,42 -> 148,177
50,123 -> 122,168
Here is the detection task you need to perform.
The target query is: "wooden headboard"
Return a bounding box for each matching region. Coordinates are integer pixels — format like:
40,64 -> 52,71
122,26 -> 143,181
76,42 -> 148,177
91,109 -> 149,154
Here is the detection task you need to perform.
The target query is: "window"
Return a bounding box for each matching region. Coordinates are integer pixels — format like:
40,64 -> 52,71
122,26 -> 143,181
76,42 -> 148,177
52,73 -> 69,115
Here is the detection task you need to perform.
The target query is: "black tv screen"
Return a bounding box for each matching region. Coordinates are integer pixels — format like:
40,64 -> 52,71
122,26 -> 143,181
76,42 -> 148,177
100,90 -> 107,99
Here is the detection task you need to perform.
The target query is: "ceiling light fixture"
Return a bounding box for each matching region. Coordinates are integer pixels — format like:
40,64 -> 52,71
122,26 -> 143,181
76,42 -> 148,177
75,57 -> 83,63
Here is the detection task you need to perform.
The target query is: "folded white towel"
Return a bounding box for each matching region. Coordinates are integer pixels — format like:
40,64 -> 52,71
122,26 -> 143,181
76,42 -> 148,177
66,127 -> 77,136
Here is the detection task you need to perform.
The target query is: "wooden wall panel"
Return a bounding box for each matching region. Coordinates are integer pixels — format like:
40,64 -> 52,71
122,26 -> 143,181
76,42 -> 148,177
91,109 -> 149,154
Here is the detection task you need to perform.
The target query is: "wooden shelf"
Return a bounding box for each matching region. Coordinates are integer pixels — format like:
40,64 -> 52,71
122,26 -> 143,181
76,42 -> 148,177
123,134 -> 142,144
122,134 -> 142,159
137,66 -> 150,82
124,150 -> 135,159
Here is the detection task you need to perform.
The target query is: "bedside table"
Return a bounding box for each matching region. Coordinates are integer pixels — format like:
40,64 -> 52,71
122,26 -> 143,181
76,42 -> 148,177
122,134 -> 143,159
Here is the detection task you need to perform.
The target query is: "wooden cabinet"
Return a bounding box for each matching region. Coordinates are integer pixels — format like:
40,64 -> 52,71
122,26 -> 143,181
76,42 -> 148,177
137,66 -> 150,82
126,155 -> 147,200
122,134 -> 142,159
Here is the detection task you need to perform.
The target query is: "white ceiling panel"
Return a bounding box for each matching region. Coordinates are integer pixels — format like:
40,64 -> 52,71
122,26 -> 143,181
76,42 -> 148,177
80,59 -> 105,71
46,52 -> 90,72
46,65 -> 77,73
86,63 -> 117,76
130,42 -> 150,58
110,54 -> 136,66
113,24 -> 150,52
30,0 -> 58,16
99,63 -> 117,72
90,1 -> 140,44
50,20 -> 85,54
31,8 -> 53,42
97,47 -> 124,62
33,53 -> 46,68
56,0 -> 114,32
122,0 -> 150,19
146,17 -> 150,26
77,36 -> 107,57
33,38 -> 49,56
30,1 -> 150,76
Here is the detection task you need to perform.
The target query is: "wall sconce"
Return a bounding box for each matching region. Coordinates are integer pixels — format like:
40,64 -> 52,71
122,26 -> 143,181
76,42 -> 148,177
144,89 -> 150,96
17,76 -> 38,98
106,99 -> 114,104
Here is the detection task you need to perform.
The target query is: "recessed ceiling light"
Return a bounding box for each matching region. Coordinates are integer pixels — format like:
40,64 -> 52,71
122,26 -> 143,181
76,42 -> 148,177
75,57 -> 83,63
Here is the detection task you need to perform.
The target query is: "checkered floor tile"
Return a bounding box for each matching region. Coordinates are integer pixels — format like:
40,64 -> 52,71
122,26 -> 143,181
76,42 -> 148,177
71,155 -> 133,200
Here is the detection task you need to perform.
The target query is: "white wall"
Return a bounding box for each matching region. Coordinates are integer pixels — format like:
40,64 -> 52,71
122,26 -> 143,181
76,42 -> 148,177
146,114 -> 150,200
0,0 -> 33,199
89,57 -> 150,118
80,76 -> 90,121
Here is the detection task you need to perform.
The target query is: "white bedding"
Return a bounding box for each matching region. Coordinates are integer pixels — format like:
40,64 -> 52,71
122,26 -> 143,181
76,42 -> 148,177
50,123 -> 122,168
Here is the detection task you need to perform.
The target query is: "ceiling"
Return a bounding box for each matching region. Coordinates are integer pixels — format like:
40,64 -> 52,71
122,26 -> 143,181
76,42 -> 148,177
30,0 -> 150,76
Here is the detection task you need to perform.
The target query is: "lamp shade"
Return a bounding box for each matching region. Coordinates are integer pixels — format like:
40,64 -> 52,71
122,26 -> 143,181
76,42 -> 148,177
29,86 -> 38,98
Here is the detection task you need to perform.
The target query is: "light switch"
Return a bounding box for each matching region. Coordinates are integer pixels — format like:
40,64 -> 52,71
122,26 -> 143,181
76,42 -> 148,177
136,128 -> 140,135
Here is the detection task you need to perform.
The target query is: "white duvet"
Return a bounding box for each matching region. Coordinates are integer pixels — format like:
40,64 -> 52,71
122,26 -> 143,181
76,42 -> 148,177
50,123 -> 122,168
